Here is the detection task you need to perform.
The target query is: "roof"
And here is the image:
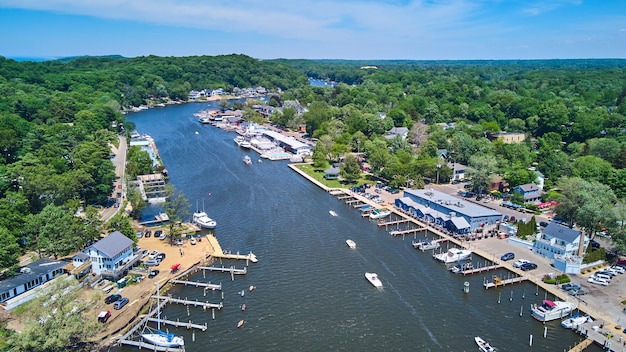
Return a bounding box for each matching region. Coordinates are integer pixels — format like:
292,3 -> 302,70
73,252 -> 89,261
0,259 -> 66,293
403,189 -> 502,219
449,216 -> 471,229
262,130 -> 310,150
542,223 -> 581,243
89,231 -> 133,259
324,167 -> 340,175
516,183 -> 539,193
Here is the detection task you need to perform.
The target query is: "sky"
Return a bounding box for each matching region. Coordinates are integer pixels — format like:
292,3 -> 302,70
0,0 -> 625,60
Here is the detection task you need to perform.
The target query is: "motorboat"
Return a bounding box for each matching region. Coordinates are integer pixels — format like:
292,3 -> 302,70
561,314 -> 592,329
531,300 -> 576,322
193,209 -> 216,229
329,210 -> 338,217
411,240 -> 440,251
237,319 -> 245,328
433,248 -> 472,263
450,262 -> 474,274
365,272 -> 383,288
249,285 -> 255,292
234,136 -> 252,149
475,336 -> 496,352
155,213 -> 169,222
346,239 -> 356,249
369,208 -> 391,219
241,304 -> 246,311
141,282 -> 185,348
199,117 -> 211,124
244,155 -> 252,165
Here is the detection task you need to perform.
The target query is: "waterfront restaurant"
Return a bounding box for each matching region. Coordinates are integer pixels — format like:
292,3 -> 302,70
395,189 -> 502,232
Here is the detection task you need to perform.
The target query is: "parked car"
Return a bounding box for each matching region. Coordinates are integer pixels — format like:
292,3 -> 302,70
561,283 -> 581,292
520,262 -> 538,271
156,253 -> 166,261
154,230 -> 163,237
539,221 -> 549,227
144,259 -> 160,267
159,233 -> 167,240
610,265 -> 625,274
144,230 -> 152,238
176,238 -> 183,246
97,310 -> 111,323
513,259 -> 530,268
104,294 -> 121,304
140,249 -> 149,258
569,289 -> 587,296
114,297 -> 129,310
590,240 -> 601,249
501,252 -> 515,261
148,270 -> 160,278
136,231 -> 143,239
148,250 -> 160,260
190,238 -> 197,245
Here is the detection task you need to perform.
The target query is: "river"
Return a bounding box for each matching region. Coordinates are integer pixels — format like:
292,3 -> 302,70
117,102 -> 599,351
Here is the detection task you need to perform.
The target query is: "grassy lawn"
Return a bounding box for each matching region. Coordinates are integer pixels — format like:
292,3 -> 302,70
295,164 -> 376,188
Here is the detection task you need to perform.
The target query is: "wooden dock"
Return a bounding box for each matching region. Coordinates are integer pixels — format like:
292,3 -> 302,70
460,264 -> 501,275
352,202 -> 368,208
483,275 -> 526,289
157,296 -> 223,310
573,320 -> 624,351
336,195 -> 354,200
171,279 -> 222,290
199,265 -> 247,275
377,219 -> 411,228
206,235 -> 258,263
146,317 -> 207,331
117,340 -> 184,351
567,338 -> 593,352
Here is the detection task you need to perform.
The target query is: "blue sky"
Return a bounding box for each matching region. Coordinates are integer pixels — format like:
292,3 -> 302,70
0,0 -> 624,60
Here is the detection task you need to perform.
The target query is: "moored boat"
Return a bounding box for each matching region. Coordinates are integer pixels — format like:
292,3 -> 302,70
234,136 -> 252,148
411,239 -> 441,251
193,200 -> 217,229
141,282 -> 185,348
561,314 -> 592,329
450,262 -> 474,274
531,300 -> 576,322
475,336 -> 496,352
365,272 -> 383,288
369,208 -> 391,219
433,248 -> 472,263
244,155 -> 252,165
346,239 -> 356,249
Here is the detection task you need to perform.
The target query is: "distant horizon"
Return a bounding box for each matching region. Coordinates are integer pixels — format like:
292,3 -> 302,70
1,1 -> 625,60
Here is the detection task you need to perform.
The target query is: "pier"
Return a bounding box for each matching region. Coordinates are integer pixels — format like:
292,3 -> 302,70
377,219 -> 411,228
199,265 -> 247,275
389,228 -> 426,236
206,235 -> 258,263
157,296 -> 223,310
483,275 -> 526,289
117,340 -> 185,352
146,317 -> 207,331
460,264 -> 501,275
172,279 -> 222,290
572,320 -> 625,351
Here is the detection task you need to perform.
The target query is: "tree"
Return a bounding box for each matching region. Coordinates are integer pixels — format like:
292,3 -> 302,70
311,143 -> 328,169
163,186 -> 191,244
340,154 -> 362,183
106,213 -> 135,239
466,155 -> 497,196
0,227 -> 20,274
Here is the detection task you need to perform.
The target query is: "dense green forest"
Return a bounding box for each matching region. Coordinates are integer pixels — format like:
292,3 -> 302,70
1,54 -> 626,276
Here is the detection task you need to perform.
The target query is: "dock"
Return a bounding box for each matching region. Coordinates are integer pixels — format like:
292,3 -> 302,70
377,219 -> 411,228
206,235 -> 258,263
460,264 -> 501,275
146,317 -> 207,331
171,279 -> 222,290
336,195 -> 354,201
483,275 -> 526,289
117,340 -> 184,352
389,228 -> 425,236
157,296 -> 223,310
198,265 -> 247,275
573,320 -> 625,351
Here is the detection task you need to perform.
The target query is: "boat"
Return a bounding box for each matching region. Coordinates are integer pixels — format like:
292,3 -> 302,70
237,319 -> 245,328
241,304 -> 246,311
244,155 -> 252,165
475,336 -> 496,352
155,213 -> 169,222
329,210 -> 338,217
411,239 -> 440,251
240,290 -> 245,297
346,239 -> 356,249
450,262 -> 474,274
369,208 -> 391,219
141,282 -> 185,348
249,285 -> 255,292
365,272 -> 383,288
199,117 -> 212,124
193,199 -> 217,229
561,313 -> 592,329
234,136 -> 252,149
433,248 -> 472,263
531,300 -> 576,322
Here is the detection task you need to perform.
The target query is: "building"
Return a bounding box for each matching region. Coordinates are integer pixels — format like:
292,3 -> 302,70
0,259 -> 67,307
85,231 -> 140,280
513,183 -> 542,204
262,130 -> 312,156
384,127 -> 409,140
395,189 -> 502,233
324,167 -> 340,180
533,223 -> 589,274
488,132 -> 526,144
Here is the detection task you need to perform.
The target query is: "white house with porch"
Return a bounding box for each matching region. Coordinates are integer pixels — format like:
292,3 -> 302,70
85,231 -> 139,280
532,223 -> 589,274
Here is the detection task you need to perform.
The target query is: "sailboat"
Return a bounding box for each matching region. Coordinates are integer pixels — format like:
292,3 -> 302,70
193,199 -> 217,229
141,282 -> 185,348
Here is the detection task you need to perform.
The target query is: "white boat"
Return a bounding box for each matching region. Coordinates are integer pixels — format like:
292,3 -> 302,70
531,300 -> 576,322
450,262 -> 474,274
329,210 -> 338,217
369,208 -> 391,219
475,336 -> 496,352
433,248 -> 472,263
561,314 -> 592,329
346,239 -> 356,249
155,213 -> 169,222
234,136 -> 252,149
411,240 -> 440,251
193,200 -> 217,229
199,117 -> 211,124
142,282 -> 185,348
244,155 -> 252,165
365,272 -> 383,288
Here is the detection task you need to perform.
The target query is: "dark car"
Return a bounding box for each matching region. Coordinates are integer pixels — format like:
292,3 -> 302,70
144,230 -> 152,238
539,221 -> 549,227
156,253 -> 166,261
154,230 -> 163,237
561,283 -> 581,291
148,269 -> 160,278
520,262 -> 538,271
501,252 -> 515,261
104,294 -> 121,304
590,240 -> 600,249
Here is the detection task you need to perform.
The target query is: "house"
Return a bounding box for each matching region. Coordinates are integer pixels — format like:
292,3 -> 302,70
68,252 -> 92,279
513,183 -> 542,204
488,132 -> 526,144
533,223 -> 589,274
384,127 -> 409,140
489,175 -> 509,193
188,90 -> 201,100
449,163 -> 466,182
85,231 -> 139,281
0,259 -> 67,308
324,167 -> 340,180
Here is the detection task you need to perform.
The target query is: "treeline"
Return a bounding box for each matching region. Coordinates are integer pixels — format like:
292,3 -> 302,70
0,54 -> 309,272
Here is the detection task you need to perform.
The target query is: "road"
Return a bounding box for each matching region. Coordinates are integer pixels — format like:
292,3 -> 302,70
100,135 -> 127,222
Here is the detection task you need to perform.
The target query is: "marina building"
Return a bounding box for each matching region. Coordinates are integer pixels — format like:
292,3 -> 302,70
262,130 -> 312,156
0,259 -> 67,309
533,223 -> 588,274
395,189 -> 502,233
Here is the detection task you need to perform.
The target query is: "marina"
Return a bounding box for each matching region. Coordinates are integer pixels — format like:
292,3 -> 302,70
121,102 -> 596,352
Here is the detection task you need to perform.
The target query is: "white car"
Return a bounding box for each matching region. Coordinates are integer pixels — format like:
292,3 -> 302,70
587,276 -> 609,286
190,238 -> 197,245
513,259 -> 530,268
148,250 -> 160,260
610,265 -> 625,274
